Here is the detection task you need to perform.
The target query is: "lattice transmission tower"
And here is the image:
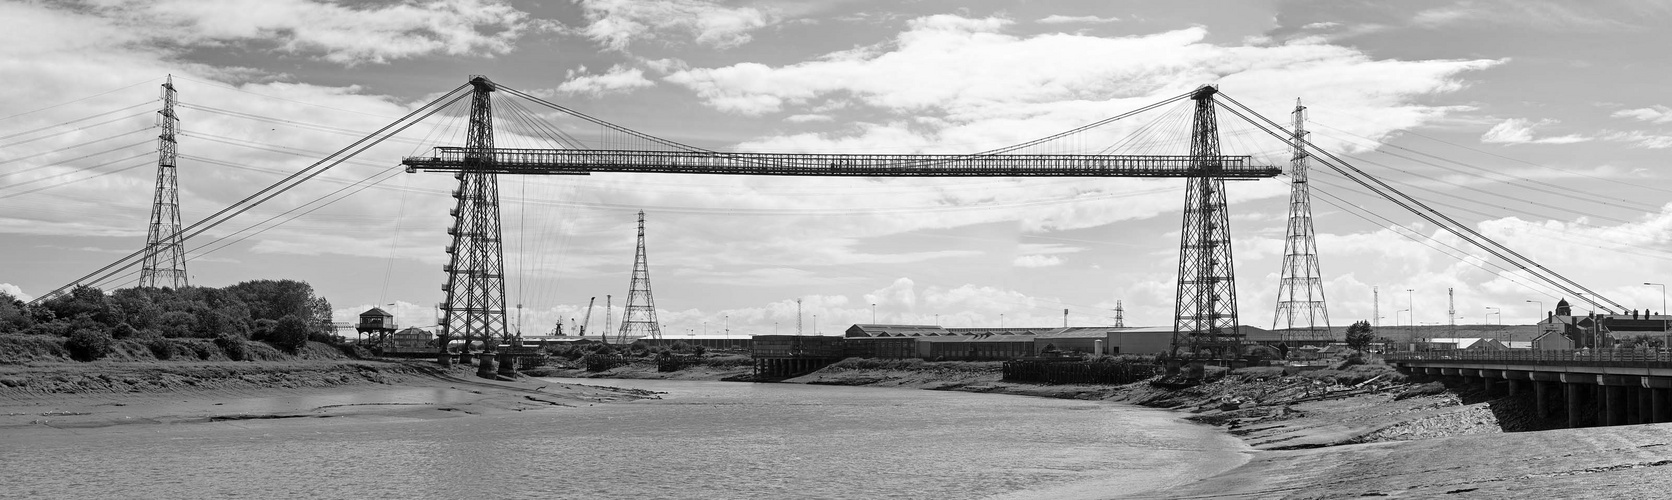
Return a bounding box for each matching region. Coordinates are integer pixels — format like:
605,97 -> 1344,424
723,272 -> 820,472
1271,98 -> 1331,341
139,75 -> 189,289
618,210 -> 663,342
439,76 -> 508,367
1172,86 -> 1243,358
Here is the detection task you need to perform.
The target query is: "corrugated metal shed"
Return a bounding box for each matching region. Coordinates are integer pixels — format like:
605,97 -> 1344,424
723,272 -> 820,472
845,324 -> 953,337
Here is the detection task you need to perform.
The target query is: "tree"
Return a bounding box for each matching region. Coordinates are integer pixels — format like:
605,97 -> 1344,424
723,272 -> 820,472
1345,320 -> 1376,353
0,291 -> 31,333
1628,335 -> 1666,349
270,315 -> 310,352
65,328 -> 114,361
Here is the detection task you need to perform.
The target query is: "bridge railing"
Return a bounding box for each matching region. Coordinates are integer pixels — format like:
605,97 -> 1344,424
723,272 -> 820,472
1386,349 -> 1672,369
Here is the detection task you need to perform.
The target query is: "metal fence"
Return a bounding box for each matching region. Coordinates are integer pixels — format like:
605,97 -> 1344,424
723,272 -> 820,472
1386,349 -> 1672,369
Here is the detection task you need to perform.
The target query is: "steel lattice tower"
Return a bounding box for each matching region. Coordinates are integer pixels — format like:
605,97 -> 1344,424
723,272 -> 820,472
139,75 -> 189,289
1172,86 -> 1242,358
618,210 -> 663,342
1271,98 -> 1331,341
439,76 -> 508,366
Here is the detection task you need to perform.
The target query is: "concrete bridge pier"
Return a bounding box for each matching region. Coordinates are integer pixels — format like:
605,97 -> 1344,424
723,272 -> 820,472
1533,380 -> 1550,417
1563,382 -> 1583,428
1561,373 -> 1595,428
1607,386 -> 1625,426
1637,386 -> 1652,424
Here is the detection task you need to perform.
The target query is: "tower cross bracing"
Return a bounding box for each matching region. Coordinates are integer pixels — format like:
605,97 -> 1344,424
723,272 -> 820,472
438,76 -> 509,364
1171,86 -> 1243,358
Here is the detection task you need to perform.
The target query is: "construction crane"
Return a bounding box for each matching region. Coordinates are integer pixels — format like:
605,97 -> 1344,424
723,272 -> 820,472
578,297 -> 596,338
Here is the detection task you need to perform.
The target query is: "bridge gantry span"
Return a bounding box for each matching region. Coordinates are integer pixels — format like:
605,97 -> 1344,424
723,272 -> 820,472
406,77 -> 1278,366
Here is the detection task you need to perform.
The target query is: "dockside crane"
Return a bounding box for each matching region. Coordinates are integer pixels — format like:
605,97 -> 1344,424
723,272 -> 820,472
579,297 -> 596,338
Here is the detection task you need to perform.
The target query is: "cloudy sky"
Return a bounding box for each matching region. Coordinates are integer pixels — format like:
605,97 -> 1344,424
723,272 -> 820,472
2,0 -> 1669,337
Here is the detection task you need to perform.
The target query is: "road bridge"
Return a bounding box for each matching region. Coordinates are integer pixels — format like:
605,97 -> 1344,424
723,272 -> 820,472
1387,350 -> 1672,428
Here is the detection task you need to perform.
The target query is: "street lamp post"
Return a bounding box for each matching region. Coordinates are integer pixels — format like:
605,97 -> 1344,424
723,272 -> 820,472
1648,282 -> 1668,343
1486,306 -> 1500,325
1406,289 -> 1415,341
871,303 -> 876,324
1397,310 -> 1408,342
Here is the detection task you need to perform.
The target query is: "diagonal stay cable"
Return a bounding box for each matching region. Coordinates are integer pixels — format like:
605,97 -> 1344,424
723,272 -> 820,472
1215,92 -> 1627,313
33,84 -> 471,303
1218,96 -> 1613,312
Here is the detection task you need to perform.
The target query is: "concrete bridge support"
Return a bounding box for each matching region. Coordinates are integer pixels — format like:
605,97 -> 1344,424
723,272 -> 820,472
1638,387 -> 1652,424
1645,377 -> 1672,424
1561,373 -> 1595,428
1564,382 -> 1583,428
1607,386 -> 1625,426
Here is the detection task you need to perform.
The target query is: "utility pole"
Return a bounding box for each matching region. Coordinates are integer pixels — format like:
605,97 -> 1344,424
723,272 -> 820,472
1115,300 -> 1125,328
1373,286 -> 1380,329
1447,288 -> 1455,338
1406,289 -> 1414,343
140,75 -> 189,289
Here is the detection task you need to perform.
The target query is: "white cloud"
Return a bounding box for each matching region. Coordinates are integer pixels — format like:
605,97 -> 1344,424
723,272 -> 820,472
73,0 -> 542,65
555,65 -> 655,96
785,114 -> 833,123
1479,118 -> 1592,145
577,0 -> 776,51
1412,1 -> 1633,31
1612,105 -> 1672,124
1601,130 -> 1672,149
1012,254 -> 1064,267
0,283 -> 30,302
1036,15 -> 1120,25
666,15 -> 1499,165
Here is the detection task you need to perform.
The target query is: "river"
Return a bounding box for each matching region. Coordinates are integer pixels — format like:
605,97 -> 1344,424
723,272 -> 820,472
3,379 -> 1248,499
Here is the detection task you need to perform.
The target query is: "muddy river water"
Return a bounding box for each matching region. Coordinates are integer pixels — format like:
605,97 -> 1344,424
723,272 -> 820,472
4,379 -> 1247,499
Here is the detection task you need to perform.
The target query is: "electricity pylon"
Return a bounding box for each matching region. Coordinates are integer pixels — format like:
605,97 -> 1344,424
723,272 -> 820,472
618,210 -> 662,342
1272,98 -> 1331,342
139,75 -> 188,289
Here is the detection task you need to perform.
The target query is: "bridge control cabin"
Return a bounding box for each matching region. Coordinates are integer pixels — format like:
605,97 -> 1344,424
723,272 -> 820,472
355,307 -> 396,343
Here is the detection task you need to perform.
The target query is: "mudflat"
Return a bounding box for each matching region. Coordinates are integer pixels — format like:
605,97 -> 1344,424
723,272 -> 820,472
0,360 -> 657,434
